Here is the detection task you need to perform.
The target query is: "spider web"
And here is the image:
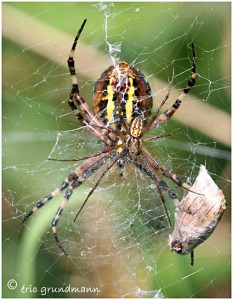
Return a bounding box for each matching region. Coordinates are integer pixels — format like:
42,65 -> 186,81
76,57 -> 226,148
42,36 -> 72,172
2,2 -> 231,298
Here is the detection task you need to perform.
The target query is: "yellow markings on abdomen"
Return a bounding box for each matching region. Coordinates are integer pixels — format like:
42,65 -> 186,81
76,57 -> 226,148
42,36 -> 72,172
102,76 -> 136,124
104,78 -> 115,122
125,77 -> 135,124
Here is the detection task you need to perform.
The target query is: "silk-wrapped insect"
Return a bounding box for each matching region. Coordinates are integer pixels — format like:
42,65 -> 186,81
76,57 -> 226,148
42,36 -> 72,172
169,165 -> 226,265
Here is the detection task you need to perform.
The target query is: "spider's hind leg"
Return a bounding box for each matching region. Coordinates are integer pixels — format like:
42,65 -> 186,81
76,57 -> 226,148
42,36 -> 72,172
22,178 -> 70,224
50,153 -> 109,255
51,183 -> 78,255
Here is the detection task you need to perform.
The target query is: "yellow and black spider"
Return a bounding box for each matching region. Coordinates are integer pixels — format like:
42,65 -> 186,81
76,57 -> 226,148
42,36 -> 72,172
23,19 -> 196,255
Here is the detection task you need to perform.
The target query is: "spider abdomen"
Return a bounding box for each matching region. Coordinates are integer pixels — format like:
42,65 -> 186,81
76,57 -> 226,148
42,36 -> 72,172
93,62 -> 153,129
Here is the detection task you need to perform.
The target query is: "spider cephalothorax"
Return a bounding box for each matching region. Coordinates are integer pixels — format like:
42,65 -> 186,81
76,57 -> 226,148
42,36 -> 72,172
23,19 -> 196,255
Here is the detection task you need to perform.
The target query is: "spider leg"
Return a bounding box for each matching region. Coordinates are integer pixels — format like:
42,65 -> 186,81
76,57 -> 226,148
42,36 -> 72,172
67,19 -> 104,136
152,173 -> 171,225
51,153 -> 110,255
143,132 -> 174,143
52,150 -> 119,255
142,147 -> 191,191
159,180 -> 179,207
134,149 -> 191,225
74,151 -> 122,222
146,43 -> 196,131
48,140 -> 126,163
142,69 -> 174,136
22,179 -> 70,223
135,153 -> 171,225
23,153 -> 109,255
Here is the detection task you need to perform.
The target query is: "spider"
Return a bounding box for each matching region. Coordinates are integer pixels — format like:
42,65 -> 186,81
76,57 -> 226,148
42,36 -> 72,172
23,19 -> 196,255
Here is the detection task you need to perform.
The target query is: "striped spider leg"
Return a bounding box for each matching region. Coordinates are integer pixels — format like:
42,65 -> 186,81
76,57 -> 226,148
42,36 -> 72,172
143,43 -> 196,134
67,19 -> 106,141
22,153 -> 111,255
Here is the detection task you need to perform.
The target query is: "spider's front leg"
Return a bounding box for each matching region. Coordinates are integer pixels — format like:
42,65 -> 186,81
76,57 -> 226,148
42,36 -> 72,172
149,43 -> 196,131
67,19 -> 105,139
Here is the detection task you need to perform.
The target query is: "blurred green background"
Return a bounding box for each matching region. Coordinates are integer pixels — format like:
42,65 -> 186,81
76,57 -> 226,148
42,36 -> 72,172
3,2 -> 230,298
